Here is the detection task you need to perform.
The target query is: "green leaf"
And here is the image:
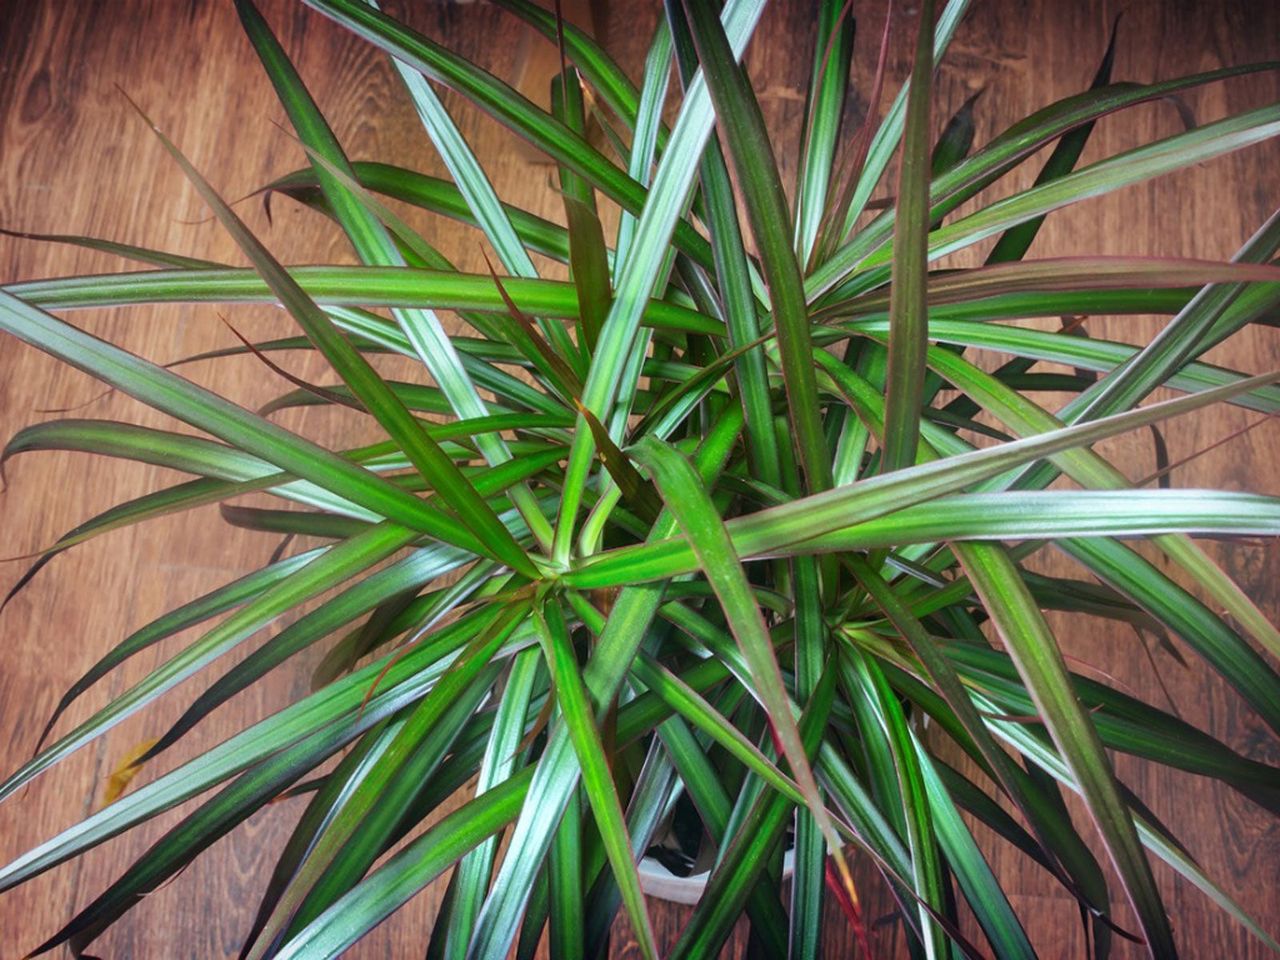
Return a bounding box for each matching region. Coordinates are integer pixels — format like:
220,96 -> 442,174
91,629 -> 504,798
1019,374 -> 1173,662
568,371 -> 1279,588
32,549 -> 320,756
623,650 -> 804,808
680,0 -> 830,492
846,650 -> 949,958
0,225 -> 223,270
985,14 -> 1119,263
547,786 -> 585,960
959,542 -> 1176,958
1071,208 -> 1280,423
647,711 -> 790,953
7,267 -> 717,334
848,554 -> 1091,910
241,600 -> 528,959
667,666 -> 846,960
240,719 -> 408,958
490,0 -> 653,146
666,3 -> 778,487
0,303 -> 492,560
975,686 -> 1278,953
138,539 -> 487,764
561,191 -> 610,356
930,90 -> 981,178
810,61 -> 1280,301
3,522 -> 419,804
533,599 -> 659,960
843,317 -> 1280,416
442,647 -> 541,960
263,161 -> 576,263
614,15 -> 673,264
230,3 -> 546,570
272,767 -> 533,960
908,337 -> 1280,702
27,714 -> 398,957
372,0 -> 579,372
917,102 -> 1280,269
550,0 -> 766,562
301,0 -> 714,269
793,0 -> 855,263
633,436 -> 852,893
915,744 -> 1036,959
881,0 -> 935,474
465,409 -> 745,959
0,600 -> 492,890
831,0 -> 971,242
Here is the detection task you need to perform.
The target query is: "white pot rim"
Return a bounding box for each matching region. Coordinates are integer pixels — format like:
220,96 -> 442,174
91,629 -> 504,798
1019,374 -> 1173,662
637,846 -> 797,905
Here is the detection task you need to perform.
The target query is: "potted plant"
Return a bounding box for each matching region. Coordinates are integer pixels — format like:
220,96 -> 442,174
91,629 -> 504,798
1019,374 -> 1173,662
1,0 -> 1278,957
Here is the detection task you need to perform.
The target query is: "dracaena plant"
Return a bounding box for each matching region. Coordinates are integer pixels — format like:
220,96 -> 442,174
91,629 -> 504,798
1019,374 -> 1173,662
1,0 -> 1279,957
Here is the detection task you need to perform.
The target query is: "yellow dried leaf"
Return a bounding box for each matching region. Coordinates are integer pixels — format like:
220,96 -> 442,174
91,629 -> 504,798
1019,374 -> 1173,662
100,738 -> 158,807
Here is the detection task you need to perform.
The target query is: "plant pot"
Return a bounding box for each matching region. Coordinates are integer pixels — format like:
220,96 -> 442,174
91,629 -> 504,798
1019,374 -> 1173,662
638,846 -> 797,905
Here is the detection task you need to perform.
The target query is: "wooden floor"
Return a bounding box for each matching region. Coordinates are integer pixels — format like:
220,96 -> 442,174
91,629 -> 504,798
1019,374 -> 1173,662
1,0 -> 1277,956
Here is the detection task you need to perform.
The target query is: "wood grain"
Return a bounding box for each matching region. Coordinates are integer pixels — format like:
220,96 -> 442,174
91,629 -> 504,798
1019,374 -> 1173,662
1,0 -> 1277,957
